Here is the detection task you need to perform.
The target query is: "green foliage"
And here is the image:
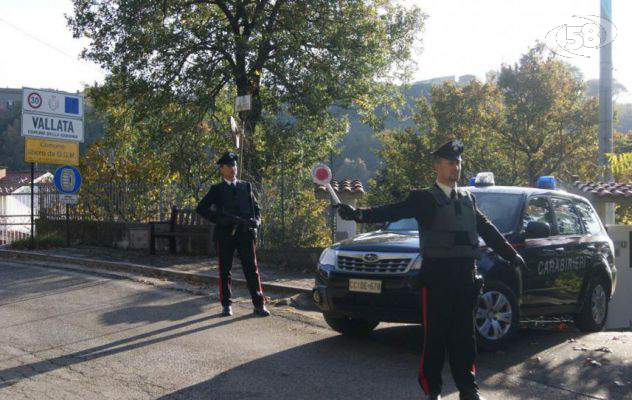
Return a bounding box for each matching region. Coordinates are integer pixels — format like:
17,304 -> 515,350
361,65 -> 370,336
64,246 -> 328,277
497,44 -> 599,185
615,103 -> 632,135
67,0 -> 425,239
607,146 -> 632,224
367,126 -> 433,206
76,86 -> 232,222
10,234 -> 65,250
368,44 -> 601,206
0,106 -> 24,170
425,79 -> 512,183
259,170 -> 331,248
607,152 -> 632,175
68,0 -> 426,179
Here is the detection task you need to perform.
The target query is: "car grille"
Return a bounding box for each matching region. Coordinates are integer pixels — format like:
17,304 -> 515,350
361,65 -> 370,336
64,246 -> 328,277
337,254 -> 412,274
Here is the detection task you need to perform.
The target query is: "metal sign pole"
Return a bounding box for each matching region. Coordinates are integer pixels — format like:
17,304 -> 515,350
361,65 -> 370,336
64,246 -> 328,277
66,204 -> 70,247
239,121 -> 245,180
30,162 -> 34,248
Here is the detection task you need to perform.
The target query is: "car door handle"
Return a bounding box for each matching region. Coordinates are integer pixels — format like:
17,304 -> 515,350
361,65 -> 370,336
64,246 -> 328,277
554,247 -> 565,253
586,245 -> 596,250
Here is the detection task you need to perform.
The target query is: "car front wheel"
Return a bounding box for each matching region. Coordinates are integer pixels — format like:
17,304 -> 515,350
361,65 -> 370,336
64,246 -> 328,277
574,275 -> 609,332
475,280 -> 519,351
323,313 -> 379,337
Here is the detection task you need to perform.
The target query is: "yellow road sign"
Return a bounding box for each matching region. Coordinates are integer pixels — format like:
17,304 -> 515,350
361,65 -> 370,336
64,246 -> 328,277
25,137 -> 79,166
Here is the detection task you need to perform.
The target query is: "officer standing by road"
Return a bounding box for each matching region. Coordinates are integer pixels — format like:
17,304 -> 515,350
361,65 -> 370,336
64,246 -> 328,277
196,152 -> 270,317
338,140 -> 526,400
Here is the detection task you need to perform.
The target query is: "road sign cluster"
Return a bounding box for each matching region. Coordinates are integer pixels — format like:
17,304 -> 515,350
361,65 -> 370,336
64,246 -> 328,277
21,87 -> 84,204
22,88 -> 84,144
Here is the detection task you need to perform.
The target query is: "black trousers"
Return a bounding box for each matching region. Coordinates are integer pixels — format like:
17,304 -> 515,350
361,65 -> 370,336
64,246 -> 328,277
215,231 -> 265,307
418,259 -> 479,396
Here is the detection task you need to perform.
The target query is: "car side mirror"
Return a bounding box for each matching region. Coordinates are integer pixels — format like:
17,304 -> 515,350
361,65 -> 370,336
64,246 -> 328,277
525,221 -> 550,239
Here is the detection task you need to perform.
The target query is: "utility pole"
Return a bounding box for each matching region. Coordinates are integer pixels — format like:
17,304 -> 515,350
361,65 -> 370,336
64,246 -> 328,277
599,0 -> 615,224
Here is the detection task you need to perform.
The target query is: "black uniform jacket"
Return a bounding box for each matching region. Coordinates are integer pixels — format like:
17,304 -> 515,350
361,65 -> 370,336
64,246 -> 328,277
196,180 -> 261,242
360,185 -> 518,264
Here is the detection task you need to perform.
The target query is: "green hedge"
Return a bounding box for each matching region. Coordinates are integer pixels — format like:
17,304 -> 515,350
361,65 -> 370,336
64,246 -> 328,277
10,234 -> 65,250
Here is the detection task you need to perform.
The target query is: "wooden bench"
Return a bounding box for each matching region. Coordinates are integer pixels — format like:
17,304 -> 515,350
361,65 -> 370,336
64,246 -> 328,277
149,206 -> 212,255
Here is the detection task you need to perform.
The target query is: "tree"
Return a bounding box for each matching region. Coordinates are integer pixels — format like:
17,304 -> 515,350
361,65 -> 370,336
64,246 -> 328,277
0,106 -> 25,170
366,97 -> 435,206
615,103 -> 632,135
68,0 -> 426,178
368,44 -> 601,206
76,86 -> 235,222
497,44 -> 599,185
259,171 -> 331,248
585,78 -> 627,100
425,79 -> 513,184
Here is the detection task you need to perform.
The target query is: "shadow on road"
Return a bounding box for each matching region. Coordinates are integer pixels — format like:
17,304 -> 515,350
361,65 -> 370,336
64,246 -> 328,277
158,324 -> 630,400
478,327 -> 632,400
0,262 -> 113,306
100,296 -> 210,324
158,325 -> 426,400
0,309 -> 250,389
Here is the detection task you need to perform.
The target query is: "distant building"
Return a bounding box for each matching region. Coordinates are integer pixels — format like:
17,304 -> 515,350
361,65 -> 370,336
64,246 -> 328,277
0,167 -> 53,244
458,74 -> 476,84
0,88 -> 21,111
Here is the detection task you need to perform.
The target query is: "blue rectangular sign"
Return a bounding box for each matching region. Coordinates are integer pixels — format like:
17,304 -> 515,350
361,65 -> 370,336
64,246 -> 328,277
65,97 -> 79,115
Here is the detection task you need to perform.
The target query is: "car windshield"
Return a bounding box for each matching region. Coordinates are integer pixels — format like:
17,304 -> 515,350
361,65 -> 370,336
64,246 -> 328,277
384,218 -> 418,231
382,192 -> 523,233
473,192 -> 523,233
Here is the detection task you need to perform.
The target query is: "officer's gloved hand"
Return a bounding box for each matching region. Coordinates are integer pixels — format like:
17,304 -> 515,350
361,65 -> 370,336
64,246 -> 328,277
513,253 -> 526,269
247,218 -> 259,229
234,216 -> 251,226
219,213 -> 246,226
338,203 -> 362,222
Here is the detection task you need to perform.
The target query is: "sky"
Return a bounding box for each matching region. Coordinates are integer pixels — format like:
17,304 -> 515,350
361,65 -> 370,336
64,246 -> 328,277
1,0 -> 630,102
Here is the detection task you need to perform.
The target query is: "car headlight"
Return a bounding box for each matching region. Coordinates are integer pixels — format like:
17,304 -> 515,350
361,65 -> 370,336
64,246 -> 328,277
410,254 -> 422,270
318,247 -> 337,268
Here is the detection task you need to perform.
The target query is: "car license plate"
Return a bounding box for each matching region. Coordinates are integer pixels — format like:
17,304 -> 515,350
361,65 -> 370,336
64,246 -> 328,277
349,279 -> 382,294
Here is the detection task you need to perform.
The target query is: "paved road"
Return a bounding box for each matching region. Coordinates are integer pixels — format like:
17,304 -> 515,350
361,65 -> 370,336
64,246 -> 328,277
0,260 -> 630,399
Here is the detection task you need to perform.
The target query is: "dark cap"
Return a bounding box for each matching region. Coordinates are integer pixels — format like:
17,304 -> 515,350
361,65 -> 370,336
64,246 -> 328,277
217,152 -> 238,166
431,140 -> 464,161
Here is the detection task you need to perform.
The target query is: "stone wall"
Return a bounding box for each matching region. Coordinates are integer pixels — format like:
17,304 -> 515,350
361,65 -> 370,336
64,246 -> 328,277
36,219 -> 214,256
36,219 -> 323,270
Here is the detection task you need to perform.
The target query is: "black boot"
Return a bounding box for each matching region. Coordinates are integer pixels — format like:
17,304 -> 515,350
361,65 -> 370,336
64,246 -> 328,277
425,395 -> 441,400
254,304 -> 270,317
221,305 -> 233,316
459,389 -> 486,400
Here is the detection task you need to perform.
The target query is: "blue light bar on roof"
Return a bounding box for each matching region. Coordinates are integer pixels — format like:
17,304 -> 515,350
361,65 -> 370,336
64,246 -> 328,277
468,177 -> 476,186
536,176 -> 556,189
474,172 -> 495,186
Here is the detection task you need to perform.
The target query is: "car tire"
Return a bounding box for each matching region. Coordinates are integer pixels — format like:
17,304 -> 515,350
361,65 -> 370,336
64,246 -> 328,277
574,275 -> 609,332
475,280 -> 519,351
323,313 -> 379,337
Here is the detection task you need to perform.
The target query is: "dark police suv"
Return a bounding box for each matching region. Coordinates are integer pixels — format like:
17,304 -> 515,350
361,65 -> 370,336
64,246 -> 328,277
312,175 -> 616,350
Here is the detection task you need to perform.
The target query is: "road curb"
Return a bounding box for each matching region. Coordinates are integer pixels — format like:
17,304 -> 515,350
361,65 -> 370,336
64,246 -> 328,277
0,249 -> 311,295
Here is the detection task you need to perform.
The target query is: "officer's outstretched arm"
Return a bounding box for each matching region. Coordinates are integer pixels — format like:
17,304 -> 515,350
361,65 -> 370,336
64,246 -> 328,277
474,202 -> 519,263
343,191 -> 418,224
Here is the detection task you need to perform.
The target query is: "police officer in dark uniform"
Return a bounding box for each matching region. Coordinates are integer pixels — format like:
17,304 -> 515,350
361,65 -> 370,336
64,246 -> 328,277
338,140 -> 526,400
196,152 -> 270,317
